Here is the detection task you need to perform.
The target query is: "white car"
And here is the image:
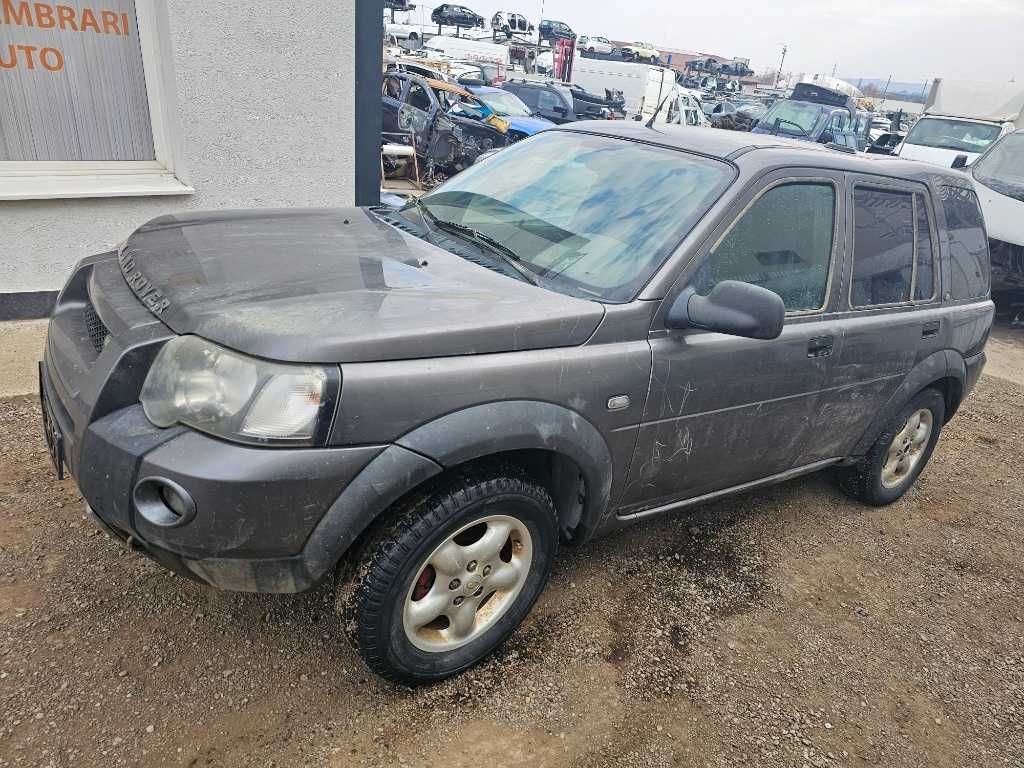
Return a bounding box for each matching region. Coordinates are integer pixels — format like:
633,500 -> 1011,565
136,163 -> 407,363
383,21 -> 424,44
579,35 -> 613,55
621,41 -> 660,63
491,11 -> 532,35
535,50 -> 554,75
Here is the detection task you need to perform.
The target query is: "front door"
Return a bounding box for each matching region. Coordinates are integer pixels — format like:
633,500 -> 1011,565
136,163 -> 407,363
397,77 -> 438,150
619,171 -> 847,514
533,88 -> 571,123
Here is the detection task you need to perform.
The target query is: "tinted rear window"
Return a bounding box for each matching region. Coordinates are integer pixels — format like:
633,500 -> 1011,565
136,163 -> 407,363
941,186 -> 990,299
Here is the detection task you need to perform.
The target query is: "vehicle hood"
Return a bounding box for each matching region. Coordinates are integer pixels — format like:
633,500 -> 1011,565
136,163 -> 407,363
507,115 -> 555,134
118,208 -> 605,363
896,142 -> 982,167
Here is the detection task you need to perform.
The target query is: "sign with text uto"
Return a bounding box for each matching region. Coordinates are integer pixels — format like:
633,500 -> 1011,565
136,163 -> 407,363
0,1 -> 155,161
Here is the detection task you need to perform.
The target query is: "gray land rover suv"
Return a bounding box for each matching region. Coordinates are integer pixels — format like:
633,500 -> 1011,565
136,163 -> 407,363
40,124 -> 993,684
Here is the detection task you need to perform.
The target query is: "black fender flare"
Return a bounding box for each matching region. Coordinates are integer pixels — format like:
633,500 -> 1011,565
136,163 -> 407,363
299,401 -> 613,585
847,350 -> 964,459
396,400 -> 614,543
300,444 -> 442,585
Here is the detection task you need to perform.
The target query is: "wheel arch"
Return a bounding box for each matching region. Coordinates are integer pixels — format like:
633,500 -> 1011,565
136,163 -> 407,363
846,350 -> 966,460
395,400 -> 614,545
301,401 -> 613,585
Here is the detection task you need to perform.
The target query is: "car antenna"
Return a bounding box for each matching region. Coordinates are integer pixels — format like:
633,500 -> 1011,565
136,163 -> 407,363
645,92 -> 674,128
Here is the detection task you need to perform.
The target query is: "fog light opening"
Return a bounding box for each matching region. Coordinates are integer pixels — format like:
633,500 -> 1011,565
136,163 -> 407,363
133,477 -> 197,528
160,485 -> 190,521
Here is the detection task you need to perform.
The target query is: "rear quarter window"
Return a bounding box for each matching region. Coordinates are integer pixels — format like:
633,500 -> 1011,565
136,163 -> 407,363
940,186 -> 990,299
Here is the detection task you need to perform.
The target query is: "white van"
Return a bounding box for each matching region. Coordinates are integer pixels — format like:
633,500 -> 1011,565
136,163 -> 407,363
572,57 -> 704,124
422,35 -> 510,68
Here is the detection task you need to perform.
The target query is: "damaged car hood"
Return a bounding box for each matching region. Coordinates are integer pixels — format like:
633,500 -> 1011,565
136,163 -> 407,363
119,208 -> 605,363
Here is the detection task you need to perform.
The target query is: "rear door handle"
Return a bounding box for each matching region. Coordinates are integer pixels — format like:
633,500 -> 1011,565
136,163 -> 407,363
807,335 -> 834,358
922,320 -> 941,339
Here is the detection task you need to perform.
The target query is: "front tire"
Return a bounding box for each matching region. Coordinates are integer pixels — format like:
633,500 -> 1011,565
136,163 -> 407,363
339,465 -> 558,684
836,388 -> 945,506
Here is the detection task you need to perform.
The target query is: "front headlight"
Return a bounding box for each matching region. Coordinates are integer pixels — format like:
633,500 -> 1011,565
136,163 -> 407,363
140,336 -> 339,445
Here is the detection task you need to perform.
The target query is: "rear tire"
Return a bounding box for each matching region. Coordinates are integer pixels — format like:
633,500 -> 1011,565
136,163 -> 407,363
835,388 -> 945,506
338,464 -> 558,685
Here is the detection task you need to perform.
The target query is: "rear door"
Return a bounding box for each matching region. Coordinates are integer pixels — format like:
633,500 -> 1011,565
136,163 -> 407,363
619,170 -> 847,514
818,175 -> 944,459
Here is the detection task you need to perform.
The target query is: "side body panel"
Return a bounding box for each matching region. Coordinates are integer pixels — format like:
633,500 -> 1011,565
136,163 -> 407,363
333,307 -> 654,521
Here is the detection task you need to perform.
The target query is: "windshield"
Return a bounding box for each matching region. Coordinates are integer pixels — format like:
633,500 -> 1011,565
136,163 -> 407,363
413,131 -> 734,302
475,89 -> 532,117
973,131 -> 1024,202
904,118 -> 1002,153
759,100 -> 824,136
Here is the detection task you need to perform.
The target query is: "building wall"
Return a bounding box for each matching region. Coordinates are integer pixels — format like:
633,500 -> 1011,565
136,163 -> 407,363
0,0 -> 356,297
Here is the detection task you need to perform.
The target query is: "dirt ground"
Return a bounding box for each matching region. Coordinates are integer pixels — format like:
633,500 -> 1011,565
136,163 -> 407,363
2,339 -> 1023,767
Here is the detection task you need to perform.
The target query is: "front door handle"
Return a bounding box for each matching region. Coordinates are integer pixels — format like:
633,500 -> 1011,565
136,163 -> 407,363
922,320 -> 941,339
807,335 -> 834,358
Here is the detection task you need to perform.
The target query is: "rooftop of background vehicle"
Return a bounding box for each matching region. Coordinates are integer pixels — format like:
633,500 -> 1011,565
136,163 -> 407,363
424,78 -> 473,97
552,121 -> 974,186
464,84 -> 502,94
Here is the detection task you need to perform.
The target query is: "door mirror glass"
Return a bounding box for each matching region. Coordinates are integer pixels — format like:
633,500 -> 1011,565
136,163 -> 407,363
951,153 -> 969,169
666,282 -> 785,339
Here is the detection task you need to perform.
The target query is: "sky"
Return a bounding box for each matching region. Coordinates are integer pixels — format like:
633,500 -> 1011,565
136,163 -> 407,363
404,0 -> 1021,84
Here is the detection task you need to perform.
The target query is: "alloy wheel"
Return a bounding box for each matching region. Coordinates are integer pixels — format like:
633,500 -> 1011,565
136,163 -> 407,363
881,408 -> 933,488
402,514 -> 533,652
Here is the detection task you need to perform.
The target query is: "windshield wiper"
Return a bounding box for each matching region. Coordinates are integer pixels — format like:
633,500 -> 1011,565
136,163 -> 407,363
412,198 -> 542,286
770,118 -> 810,138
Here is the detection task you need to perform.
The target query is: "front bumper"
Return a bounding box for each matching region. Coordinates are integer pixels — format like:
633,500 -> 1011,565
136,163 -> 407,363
43,355 -> 385,591
40,252 -> 410,593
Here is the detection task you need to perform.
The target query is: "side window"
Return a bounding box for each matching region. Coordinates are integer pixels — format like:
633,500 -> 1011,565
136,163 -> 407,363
913,194 -> 936,301
941,186 -> 990,299
694,182 -> 836,312
536,89 -> 562,112
515,87 -> 539,109
406,82 -> 433,112
851,188 -> 915,306
383,75 -> 403,100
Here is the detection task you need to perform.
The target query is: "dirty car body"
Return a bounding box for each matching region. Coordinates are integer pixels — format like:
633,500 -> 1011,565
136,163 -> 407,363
382,72 -> 510,173
41,124 -> 994,682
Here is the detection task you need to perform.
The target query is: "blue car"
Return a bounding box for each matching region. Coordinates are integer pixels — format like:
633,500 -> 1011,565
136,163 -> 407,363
464,85 -> 555,141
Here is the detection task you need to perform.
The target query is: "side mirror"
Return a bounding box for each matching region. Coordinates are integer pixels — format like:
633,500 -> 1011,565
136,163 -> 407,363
665,281 -> 785,340
553,104 -> 568,115
818,129 -> 835,144
951,154 -> 969,169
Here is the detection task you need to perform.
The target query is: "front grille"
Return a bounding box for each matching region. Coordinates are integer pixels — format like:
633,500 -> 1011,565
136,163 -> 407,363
83,301 -> 110,355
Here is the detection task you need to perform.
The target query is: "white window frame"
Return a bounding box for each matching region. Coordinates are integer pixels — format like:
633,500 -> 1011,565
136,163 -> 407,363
0,0 -> 192,201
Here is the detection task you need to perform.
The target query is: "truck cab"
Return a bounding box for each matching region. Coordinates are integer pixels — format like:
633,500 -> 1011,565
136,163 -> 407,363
752,83 -> 860,147
896,115 -> 1009,167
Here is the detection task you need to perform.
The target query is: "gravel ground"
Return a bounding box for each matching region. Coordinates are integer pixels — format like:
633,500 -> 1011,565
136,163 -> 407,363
2,373 -> 1023,768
